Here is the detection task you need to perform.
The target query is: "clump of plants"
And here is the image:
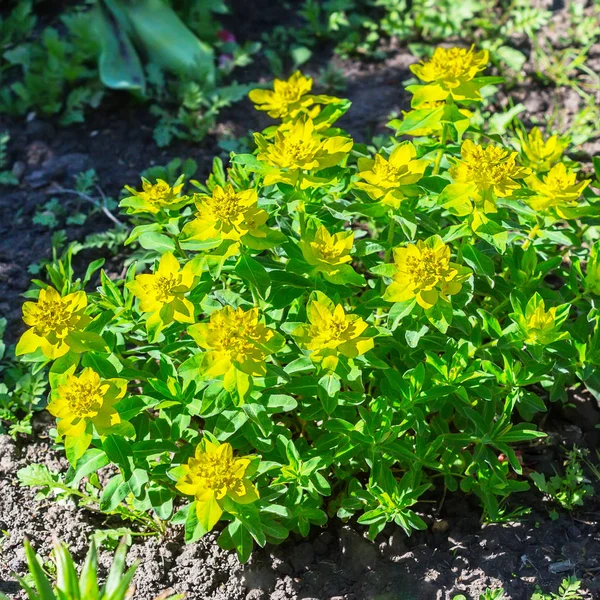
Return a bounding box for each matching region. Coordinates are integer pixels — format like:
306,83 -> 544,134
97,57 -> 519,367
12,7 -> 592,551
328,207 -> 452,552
16,49 -> 599,561
0,0 -> 256,143
0,537 -> 184,600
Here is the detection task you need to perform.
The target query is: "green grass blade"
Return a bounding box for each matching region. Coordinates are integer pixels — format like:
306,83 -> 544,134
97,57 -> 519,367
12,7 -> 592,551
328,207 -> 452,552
23,539 -> 56,600
79,539 -> 100,600
54,540 -> 81,600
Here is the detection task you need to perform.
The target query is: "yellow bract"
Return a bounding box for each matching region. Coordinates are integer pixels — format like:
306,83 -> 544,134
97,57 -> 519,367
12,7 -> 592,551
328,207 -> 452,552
354,142 -> 428,208
409,46 -> 489,106
513,295 -> 569,346
254,117 -> 353,187
300,226 -> 354,273
383,235 -> 471,309
401,101 -> 472,137
176,440 -> 259,532
292,292 -> 374,370
127,252 -> 203,335
187,305 -> 283,392
16,287 -> 88,359
47,367 -> 125,439
450,139 -> 530,201
181,184 -> 267,242
249,71 -> 314,120
517,127 -> 565,173
121,178 -> 190,215
527,163 -> 590,218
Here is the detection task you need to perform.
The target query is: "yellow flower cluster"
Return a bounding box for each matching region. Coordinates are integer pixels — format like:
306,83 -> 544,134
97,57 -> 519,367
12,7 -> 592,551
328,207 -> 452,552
47,367 -> 126,459
182,185 -> 267,243
409,46 -> 489,106
176,440 -> 259,530
293,292 -> 374,370
355,142 -> 428,208
16,287 -> 88,359
384,236 -> 471,309
300,226 -> 354,277
127,251 -> 204,338
122,178 -> 191,215
527,163 -> 590,218
188,305 -> 284,393
517,127 -> 565,173
254,117 -> 353,187
450,140 -> 531,202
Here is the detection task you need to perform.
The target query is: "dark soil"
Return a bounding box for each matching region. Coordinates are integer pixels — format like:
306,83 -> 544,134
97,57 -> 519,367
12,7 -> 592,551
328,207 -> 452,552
1,1 -> 600,599
1,415 -> 600,600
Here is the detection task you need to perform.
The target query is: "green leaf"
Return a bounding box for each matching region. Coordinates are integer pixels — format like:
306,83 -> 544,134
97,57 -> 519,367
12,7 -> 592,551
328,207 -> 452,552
100,474 -> 130,512
65,449 -> 109,486
96,0 -> 146,92
138,231 -> 176,253
65,331 -> 108,353
185,502 -> 208,543
243,402 -> 273,437
318,373 -> 340,415
461,244 -> 495,279
227,520 -> 254,563
390,106 -> 444,135
148,484 -> 174,519
235,255 -> 271,295
103,435 -> 135,480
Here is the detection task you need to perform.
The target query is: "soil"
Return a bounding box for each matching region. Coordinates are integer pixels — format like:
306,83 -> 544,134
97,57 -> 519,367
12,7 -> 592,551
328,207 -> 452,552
1,413 -> 600,600
1,1 -> 600,599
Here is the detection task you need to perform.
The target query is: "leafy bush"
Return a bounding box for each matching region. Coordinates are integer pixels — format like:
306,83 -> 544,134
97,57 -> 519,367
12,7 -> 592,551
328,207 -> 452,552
16,50 -> 599,561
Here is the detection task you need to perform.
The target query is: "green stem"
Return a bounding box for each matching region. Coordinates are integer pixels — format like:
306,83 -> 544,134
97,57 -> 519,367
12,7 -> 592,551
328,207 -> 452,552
299,209 -> 306,237
375,213 -> 396,326
174,236 -> 189,260
522,223 -> 541,249
384,212 -> 396,263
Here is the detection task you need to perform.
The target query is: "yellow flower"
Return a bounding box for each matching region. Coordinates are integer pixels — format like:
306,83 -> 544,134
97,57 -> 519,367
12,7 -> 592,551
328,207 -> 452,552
292,291 -> 374,370
187,306 -> 284,392
181,184 -> 268,243
254,117 -> 353,187
354,142 -> 428,208
584,242 -> 600,296
176,439 -> 259,532
16,287 -> 88,359
527,163 -> 590,218
121,177 -> 190,215
517,127 -> 565,172
450,139 -> 530,201
512,294 -> 569,345
249,71 -> 315,120
300,225 -> 353,272
383,235 -> 471,309
47,367 -> 125,441
127,252 -> 203,337
408,46 -> 489,106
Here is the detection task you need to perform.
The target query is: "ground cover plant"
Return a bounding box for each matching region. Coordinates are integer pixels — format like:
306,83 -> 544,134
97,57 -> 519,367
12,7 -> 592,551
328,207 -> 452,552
0,0 -> 257,146
12,42 -> 600,572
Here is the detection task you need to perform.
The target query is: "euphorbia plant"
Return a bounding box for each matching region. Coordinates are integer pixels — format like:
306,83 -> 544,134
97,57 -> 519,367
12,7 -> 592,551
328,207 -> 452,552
17,52 -> 599,561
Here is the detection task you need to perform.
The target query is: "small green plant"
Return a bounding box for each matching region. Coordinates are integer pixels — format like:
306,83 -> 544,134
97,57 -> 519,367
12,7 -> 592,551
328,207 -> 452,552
0,318 -> 47,437
0,131 -> 18,186
531,447 -> 593,514
453,577 -> 584,600
532,577 -> 584,600
0,1 -> 257,145
0,537 -> 184,600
